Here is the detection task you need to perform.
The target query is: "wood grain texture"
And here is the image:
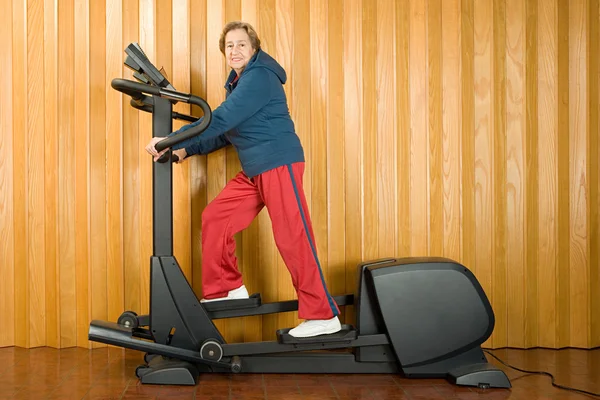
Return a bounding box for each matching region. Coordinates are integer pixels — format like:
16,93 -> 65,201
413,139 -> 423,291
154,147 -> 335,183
590,0 -> 600,348
13,0 -> 29,349
441,0 -> 461,262
377,0 -> 397,258
493,0 -> 507,349
0,0 -> 15,348
409,0 -> 429,256
27,0 -> 46,348
474,0 -> 494,347
46,0 -> 60,349
362,0 -> 377,263
568,0 -> 590,348
557,0 -> 571,348
505,0 -> 526,350
428,0 -> 443,258
74,0 -> 90,348
89,0 -> 108,348
2,0 -> 599,349
525,0 -> 539,349
537,0 -> 558,348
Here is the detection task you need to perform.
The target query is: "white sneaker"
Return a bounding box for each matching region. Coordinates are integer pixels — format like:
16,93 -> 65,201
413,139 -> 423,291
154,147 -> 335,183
200,285 -> 249,303
288,316 -> 342,338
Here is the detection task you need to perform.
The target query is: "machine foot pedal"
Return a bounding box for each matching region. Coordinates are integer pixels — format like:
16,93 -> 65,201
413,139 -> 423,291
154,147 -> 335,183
202,293 -> 262,312
276,324 -> 357,344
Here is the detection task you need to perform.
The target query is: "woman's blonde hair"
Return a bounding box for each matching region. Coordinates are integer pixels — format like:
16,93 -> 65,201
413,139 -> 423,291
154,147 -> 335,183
219,21 -> 261,54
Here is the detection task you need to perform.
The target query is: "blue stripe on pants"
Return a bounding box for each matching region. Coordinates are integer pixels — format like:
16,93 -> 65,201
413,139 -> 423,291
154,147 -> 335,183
286,164 -> 338,317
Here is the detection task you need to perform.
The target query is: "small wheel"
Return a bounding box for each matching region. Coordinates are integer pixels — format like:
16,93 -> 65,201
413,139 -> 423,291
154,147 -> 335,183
117,311 -> 139,329
200,340 -> 223,362
135,365 -> 150,378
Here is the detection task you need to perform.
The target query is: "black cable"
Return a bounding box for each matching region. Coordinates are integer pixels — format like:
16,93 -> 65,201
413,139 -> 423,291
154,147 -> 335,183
483,350 -> 600,398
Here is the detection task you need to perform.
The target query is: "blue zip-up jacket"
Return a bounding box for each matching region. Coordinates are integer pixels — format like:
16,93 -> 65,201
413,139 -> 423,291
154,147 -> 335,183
168,49 -> 305,178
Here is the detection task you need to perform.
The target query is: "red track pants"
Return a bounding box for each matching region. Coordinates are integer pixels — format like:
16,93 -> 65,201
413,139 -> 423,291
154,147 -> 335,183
201,162 -> 340,320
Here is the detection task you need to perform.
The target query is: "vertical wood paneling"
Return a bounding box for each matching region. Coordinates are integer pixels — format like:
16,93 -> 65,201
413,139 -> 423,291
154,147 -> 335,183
557,0 -> 571,348
45,0 -> 59,349
427,0 -> 443,257
409,0 -> 429,256
506,0 -> 526,348
461,0 -> 477,289
58,0 -> 77,348
537,0 -> 558,348
0,0 -> 15,348
396,1 -> 410,257
27,0 -> 46,348
493,0 -> 507,349
590,0 -> 600,348
525,0 -> 539,349
3,0 -> 600,350
441,0 -> 461,261
362,0 -> 377,263
13,0 -> 29,349
74,0 -> 90,347
377,0 -> 397,257
568,0 -> 590,348
474,1 -> 494,346
89,0 -> 108,347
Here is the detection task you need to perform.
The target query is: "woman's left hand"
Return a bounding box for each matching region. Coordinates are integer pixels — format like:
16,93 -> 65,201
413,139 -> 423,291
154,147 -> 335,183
173,148 -> 188,163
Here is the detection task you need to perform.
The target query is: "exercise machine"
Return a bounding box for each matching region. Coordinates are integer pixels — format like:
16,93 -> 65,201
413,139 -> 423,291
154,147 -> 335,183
88,43 -> 511,390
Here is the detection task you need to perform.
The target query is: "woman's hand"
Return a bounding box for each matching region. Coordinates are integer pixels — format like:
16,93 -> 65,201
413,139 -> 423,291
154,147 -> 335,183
145,137 -> 169,162
173,148 -> 188,163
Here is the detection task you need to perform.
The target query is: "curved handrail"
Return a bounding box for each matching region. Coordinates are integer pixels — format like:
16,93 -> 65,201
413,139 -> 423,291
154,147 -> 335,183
111,78 -> 212,152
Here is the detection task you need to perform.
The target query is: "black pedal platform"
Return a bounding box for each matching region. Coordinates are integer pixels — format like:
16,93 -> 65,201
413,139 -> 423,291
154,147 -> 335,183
202,293 -> 262,312
277,324 -> 357,344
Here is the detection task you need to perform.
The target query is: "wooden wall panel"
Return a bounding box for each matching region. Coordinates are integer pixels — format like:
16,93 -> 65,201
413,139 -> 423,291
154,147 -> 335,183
74,0 -> 90,347
46,0 -> 60,349
0,0 -> 15,348
1,0 -> 599,350
13,0 -> 29,349
591,0 -> 600,349
27,0 -> 46,348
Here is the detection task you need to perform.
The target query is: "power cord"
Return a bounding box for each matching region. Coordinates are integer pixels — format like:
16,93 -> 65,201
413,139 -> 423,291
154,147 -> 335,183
483,350 -> 600,398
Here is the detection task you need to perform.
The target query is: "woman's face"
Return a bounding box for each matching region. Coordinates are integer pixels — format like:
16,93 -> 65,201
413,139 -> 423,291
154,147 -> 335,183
225,28 -> 255,74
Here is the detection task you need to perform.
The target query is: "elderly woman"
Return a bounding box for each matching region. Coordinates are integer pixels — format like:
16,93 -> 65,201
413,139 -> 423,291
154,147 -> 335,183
145,21 -> 340,338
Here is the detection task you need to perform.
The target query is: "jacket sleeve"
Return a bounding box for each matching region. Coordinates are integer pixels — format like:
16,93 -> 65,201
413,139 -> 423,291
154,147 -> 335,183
167,117 -> 230,155
169,68 -> 273,155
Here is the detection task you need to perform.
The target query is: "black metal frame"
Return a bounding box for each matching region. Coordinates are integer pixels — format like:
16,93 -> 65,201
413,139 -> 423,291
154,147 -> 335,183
88,43 -> 512,390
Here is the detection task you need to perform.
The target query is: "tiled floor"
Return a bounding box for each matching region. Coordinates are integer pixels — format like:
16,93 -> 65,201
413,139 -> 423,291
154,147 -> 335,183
0,347 -> 598,399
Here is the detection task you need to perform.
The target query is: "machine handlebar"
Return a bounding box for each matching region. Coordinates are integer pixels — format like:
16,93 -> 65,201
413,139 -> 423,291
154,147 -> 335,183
111,78 -> 212,152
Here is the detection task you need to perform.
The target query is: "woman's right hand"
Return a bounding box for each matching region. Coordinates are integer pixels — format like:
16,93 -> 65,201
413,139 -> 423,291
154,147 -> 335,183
145,137 -> 169,162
